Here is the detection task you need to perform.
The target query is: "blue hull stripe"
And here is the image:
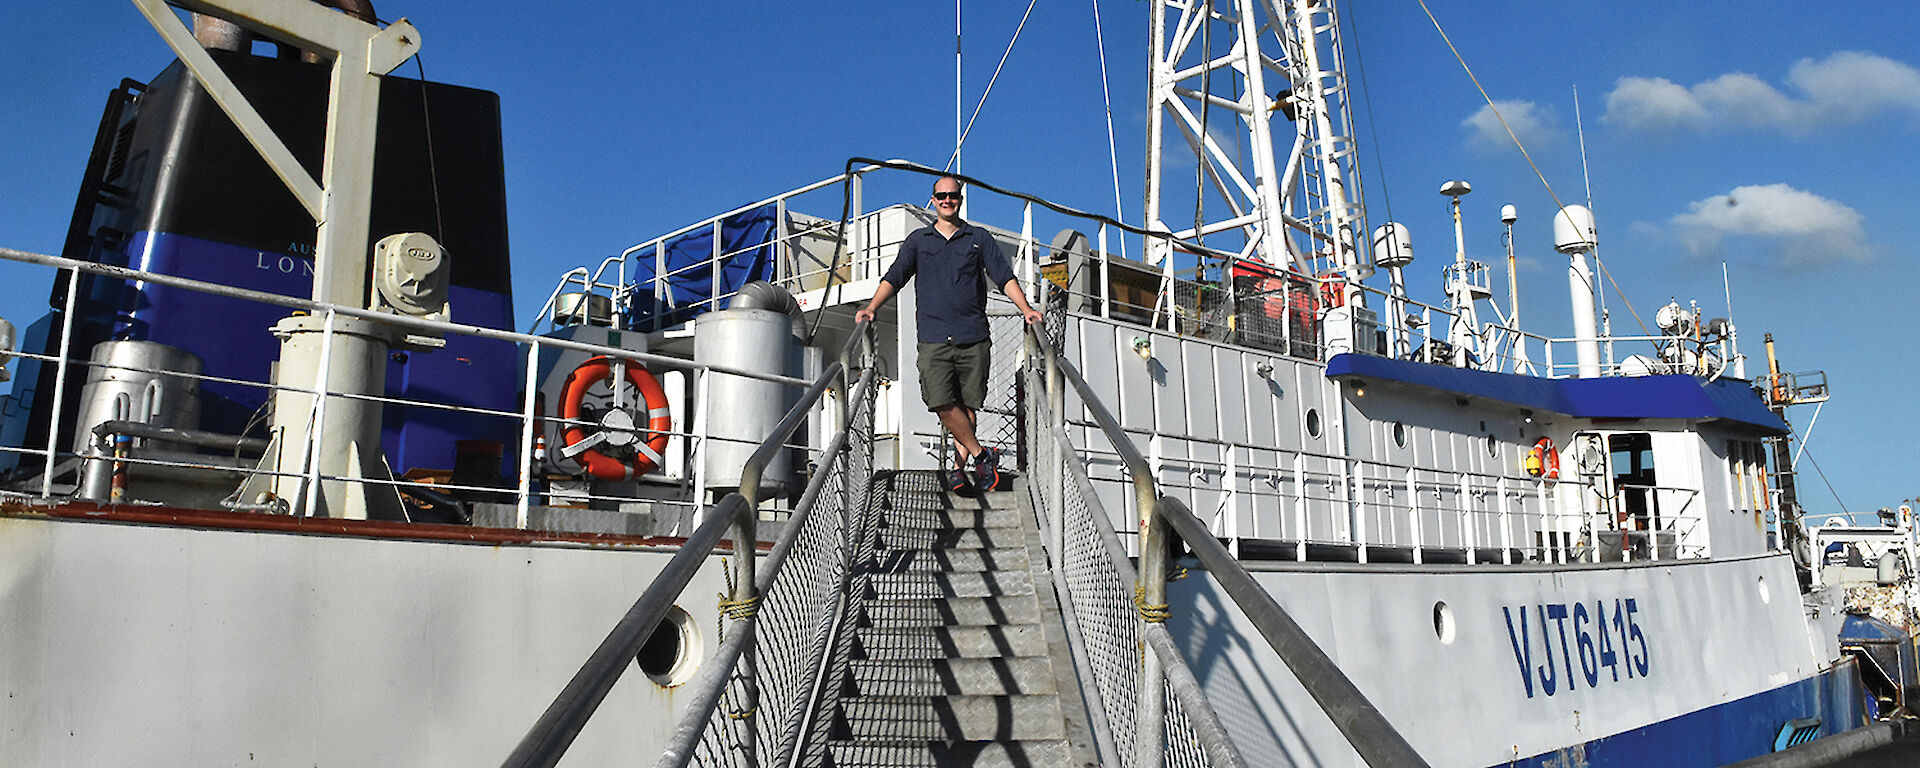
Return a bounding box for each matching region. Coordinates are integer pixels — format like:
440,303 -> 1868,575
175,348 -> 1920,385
1504,660 -> 1868,767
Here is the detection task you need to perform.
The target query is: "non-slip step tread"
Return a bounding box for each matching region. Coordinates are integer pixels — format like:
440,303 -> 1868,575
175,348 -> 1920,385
866,570 -> 1035,599
866,546 -> 1029,573
859,595 -> 1042,627
836,695 -> 1066,741
825,739 -> 1071,768
847,657 -> 1058,696
852,624 -> 1049,659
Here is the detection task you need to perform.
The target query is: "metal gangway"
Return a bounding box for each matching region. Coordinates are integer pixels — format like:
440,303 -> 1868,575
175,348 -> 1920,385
501,318 -> 1430,768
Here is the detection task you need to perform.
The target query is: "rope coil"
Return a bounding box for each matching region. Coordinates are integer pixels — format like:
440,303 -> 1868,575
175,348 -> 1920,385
1135,583 -> 1171,624
718,593 -> 760,622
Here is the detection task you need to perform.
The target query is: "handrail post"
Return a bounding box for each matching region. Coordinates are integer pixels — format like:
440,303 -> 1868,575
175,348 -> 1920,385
517,340 -> 540,528
1045,333 -> 1066,560
1133,464 -> 1167,767
42,267 -> 81,498
732,462 -> 764,767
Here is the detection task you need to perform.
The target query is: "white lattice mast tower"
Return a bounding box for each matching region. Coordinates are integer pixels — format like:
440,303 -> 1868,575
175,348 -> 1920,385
1144,0 -> 1371,298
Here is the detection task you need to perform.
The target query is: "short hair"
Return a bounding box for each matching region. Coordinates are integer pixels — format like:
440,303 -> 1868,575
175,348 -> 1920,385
932,176 -> 963,192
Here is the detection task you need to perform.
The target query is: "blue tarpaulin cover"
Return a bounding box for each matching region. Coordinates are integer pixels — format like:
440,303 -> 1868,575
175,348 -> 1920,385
627,203 -> 779,328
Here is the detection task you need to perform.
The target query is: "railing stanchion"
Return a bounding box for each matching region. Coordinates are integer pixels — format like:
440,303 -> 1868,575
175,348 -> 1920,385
1134,439 -> 1167,767
517,340 -> 540,528
42,267 -> 81,498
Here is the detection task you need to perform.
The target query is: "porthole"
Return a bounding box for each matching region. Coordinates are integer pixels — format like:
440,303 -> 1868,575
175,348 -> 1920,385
1305,409 -> 1322,438
636,605 -> 701,687
1433,601 -> 1456,644
1484,435 -> 1498,457
1392,422 -> 1407,448
1757,576 -> 1771,605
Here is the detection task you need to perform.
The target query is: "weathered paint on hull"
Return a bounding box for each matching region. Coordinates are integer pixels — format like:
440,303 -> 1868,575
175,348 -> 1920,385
0,513 -> 727,766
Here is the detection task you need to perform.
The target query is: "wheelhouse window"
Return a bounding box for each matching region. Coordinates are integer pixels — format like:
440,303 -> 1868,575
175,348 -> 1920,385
1609,433 -> 1658,531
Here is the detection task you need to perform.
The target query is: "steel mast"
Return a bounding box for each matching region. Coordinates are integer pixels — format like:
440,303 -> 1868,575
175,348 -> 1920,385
1144,0 -> 1371,303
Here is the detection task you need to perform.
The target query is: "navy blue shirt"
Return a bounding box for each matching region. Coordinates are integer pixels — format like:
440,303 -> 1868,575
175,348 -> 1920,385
880,221 -> 1016,344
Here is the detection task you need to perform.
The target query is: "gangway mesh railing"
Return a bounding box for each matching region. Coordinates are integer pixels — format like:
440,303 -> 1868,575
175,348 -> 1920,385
682,358 -> 878,767
1022,321 -> 1245,768
1022,321 -> 1430,768
502,324 -> 878,768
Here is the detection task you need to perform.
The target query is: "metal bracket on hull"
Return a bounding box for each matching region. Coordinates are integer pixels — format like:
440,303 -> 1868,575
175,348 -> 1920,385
130,0 -> 420,308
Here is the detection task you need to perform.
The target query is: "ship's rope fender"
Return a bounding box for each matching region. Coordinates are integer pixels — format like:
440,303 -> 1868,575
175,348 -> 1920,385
559,356 -> 671,480
1525,436 -> 1560,480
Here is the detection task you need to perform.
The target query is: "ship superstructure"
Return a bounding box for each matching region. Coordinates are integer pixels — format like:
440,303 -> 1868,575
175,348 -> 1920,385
0,1 -> 1910,767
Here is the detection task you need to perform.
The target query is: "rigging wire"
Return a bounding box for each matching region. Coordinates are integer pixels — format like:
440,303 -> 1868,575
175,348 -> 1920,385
411,54 -> 447,245
1413,0 -> 1651,337
1798,444 -> 1852,517
944,0 -> 1040,173
1090,0 -> 1129,259
1344,0 -> 1391,225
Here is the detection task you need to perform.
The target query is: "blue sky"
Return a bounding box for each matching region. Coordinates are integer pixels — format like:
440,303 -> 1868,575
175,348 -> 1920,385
2,1 -> 1915,519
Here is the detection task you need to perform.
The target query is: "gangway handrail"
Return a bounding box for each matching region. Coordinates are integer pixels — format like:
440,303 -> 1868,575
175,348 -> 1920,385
655,363 -> 881,768
1155,495 -> 1430,767
1026,323 -> 1430,768
501,320 -> 874,768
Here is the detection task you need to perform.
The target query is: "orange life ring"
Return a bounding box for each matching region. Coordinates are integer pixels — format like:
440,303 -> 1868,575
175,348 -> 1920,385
1524,436 -> 1560,480
558,356 -> 671,480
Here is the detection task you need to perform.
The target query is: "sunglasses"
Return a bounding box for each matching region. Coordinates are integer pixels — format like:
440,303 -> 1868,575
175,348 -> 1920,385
932,191 -> 963,201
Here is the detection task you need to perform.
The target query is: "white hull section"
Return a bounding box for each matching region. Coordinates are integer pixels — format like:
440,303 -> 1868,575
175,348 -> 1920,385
0,515 -> 726,766
1167,553 -> 1826,766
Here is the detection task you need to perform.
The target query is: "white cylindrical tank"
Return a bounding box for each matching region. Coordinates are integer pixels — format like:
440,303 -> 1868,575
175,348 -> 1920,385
72,340 -> 204,456
695,309 -> 802,494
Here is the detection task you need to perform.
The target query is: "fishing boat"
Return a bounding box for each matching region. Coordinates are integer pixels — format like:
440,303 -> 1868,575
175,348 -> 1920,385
1,1 -> 1909,767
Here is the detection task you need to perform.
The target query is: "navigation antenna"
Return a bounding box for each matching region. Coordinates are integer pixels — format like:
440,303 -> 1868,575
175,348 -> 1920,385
1145,0 -> 1372,303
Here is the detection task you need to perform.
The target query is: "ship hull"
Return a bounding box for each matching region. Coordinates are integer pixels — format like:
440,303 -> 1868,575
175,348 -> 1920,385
1166,552 -> 1864,767
0,509 -> 724,766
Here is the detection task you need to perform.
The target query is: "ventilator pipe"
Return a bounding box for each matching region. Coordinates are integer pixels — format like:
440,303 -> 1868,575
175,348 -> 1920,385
729,280 -> 805,338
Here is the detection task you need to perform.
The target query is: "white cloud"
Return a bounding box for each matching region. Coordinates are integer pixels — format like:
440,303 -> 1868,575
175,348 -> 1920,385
1462,100 -> 1557,150
1603,51 -> 1920,135
1605,77 -> 1709,131
1667,183 -> 1868,266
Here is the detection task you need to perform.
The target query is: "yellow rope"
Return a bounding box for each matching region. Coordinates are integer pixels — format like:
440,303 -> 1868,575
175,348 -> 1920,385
1168,565 -> 1189,582
1413,0 -> 1650,337
1135,583 -> 1170,624
717,593 -> 760,622
726,705 -> 758,721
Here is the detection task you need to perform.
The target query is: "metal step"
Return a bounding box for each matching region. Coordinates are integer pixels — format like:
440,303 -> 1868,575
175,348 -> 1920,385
880,505 -> 1024,530
866,570 -> 1034,599
852,625 -> 1049,660
834,694 -> 1066,742
867,546 -> 1029,573
847,657 -> 1058,696
825,738 -> 1071,768
859,594 -> 1042,628
877,526 -> 1019,551
820,471 -> 1088,768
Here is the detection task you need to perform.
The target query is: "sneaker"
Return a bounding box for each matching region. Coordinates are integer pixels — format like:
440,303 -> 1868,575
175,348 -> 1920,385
973,447 -> 1002,471
971,447 -> 1001,491
947,467 -> 972,492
